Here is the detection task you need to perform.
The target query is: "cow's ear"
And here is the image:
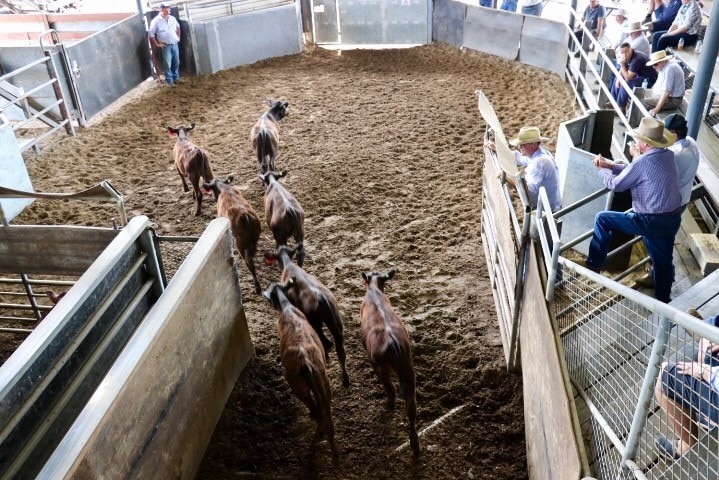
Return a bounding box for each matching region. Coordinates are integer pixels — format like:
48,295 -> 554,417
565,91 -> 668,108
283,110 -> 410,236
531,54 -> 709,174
258,174 -> 265,183
267,99 -> 273,107
278,170 -> 288,179
387,269 -> 396,280
361,272 -> 368,282
188,123 -> 195,131
225,176 -> 234,184
283,102 -> 289,108
262,288 -> 273,303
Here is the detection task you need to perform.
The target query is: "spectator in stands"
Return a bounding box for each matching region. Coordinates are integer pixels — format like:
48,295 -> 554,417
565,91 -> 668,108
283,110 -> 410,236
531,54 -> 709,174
611,8 -> 630,50
584,117 -> 681,303
655,311 -> 719,460
644,0 -> 683,32
573,0 -> 607,57
484,126 -> 562,213
480,0 -> 494,7
644,50 -> 686,117
625,21 -> 652,57
609,43 -> 658,110
634,113 -> 699,290
652,0 -> 702,52
500,0 -> 517,12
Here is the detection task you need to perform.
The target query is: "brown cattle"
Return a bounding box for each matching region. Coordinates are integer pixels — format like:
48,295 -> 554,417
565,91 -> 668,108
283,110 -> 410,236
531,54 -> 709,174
166,123 -> 215,216
259,170 -> 305,266
265,244 -> 350,387
250,100 -> 289,173
360,269 -> 419,457
263,281 -> 338,458
203,177 -> 262,294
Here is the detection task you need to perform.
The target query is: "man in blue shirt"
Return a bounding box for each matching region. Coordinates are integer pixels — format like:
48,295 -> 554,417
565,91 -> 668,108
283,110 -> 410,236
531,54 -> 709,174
610,43 -> 658,110
584,117 -> 681,303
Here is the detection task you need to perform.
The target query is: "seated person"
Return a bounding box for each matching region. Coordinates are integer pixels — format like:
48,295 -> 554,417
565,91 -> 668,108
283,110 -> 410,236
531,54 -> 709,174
652,0 -> 702,52
573,0 -> 606,56
610,43 -> 657,109
655,311 -> 719,460
610,8 -> 630,50
644,50 -> 685,117
644,0 -> 683,32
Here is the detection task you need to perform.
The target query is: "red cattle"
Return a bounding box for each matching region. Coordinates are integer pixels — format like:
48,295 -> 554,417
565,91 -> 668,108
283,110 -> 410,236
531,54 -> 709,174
259,170 -> 306,266
250,100 -> 289,173
167,123 -> 215,216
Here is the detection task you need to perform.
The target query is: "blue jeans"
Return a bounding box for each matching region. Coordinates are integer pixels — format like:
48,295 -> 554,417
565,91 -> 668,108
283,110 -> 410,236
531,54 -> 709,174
479,0 -> 493,7
500,0 -> 517,11
662,355 -> 719,423
161,42 -> 180,84
522,2 -> 543,15
653,31 -> 698,52
611,75 -> 646,109
585,210 -> 681,303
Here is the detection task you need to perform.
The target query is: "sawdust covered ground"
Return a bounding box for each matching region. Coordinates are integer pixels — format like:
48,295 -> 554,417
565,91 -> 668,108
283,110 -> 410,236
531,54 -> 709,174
13,43 -> 576,478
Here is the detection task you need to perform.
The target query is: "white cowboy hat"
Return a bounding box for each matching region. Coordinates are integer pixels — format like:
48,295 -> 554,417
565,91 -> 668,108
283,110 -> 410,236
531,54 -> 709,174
627,117 -> 675,148
624,21 -> 648,33
508,126 -> 550,146
615,8 -> 628,17
646,49 -> 675,66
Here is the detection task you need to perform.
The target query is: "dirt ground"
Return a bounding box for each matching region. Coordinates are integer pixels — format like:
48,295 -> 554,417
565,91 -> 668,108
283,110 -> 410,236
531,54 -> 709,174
11,44 -> 576,479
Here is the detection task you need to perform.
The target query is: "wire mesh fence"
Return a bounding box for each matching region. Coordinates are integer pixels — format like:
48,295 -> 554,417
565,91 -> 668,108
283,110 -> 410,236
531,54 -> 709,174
555,264 -> 719,479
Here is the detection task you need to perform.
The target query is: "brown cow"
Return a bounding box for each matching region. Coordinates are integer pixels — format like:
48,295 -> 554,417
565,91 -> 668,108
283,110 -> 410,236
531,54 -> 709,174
265,244 -> 350,387
360,269 -> 419,457
263,280 -> 338,458
250,99 -> 289,173
259,170 -> 305,266
166,123 -> 214,216
203,177 -> 262,294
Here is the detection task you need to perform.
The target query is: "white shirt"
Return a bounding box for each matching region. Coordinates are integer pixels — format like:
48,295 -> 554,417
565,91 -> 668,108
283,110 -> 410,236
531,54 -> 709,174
513,146 -> 562,212
670,136 -> 700,205
148,13 -> 180,45
629,33 -> 651,58
652,61 -> 685,98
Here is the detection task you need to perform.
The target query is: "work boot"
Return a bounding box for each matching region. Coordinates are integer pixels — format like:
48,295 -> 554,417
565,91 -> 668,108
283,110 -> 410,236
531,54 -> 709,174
581,260 -> 601,274
686,308 -> 703,319
634,273 -> 655,288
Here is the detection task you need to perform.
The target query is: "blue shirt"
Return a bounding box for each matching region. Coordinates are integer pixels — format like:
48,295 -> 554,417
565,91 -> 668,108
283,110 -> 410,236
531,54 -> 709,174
670,137 -> 700,205
656,0 -> 683,23
583,4 -> 606,31
514,146 -> 562,212
627,50 -> 658,85
600,147 -> 681,214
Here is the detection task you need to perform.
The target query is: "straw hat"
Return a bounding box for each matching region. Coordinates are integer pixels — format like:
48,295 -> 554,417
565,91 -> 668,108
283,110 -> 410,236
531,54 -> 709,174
508,126 -> 550,146
627,117 -> 675,147
646,50 -> 674,66
624,21 -> 648,33
615,8 -> 628,17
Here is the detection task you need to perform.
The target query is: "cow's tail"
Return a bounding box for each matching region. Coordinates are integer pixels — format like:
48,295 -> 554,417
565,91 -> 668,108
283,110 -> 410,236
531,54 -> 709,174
200,149 -> 214,181
258,129 -> 271,173
300,363 -> 337,456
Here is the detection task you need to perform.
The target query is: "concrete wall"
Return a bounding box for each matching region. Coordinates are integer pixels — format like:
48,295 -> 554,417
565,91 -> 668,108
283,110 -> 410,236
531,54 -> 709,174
0,113 -> 34,222
192,3 -> 303,75
432,0 -> 569,76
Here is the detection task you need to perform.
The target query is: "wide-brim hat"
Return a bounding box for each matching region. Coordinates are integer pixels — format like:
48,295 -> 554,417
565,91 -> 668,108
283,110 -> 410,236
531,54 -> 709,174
646,49 -> 674,66
508,126 -> 550,146
627,117 -> 675,147
615,8 -> 628,17
624,21 -> 648,33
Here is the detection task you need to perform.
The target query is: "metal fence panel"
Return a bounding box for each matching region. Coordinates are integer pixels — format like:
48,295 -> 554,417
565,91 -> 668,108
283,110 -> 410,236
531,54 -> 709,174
312,0 -> 339,44
335,0 -> 428,45
65,15 -> 151,120
463,6 -> 522,60
431,0 -> 465,48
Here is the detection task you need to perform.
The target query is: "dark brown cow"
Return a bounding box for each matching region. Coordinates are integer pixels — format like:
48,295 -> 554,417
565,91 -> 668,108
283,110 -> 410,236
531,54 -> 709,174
166,123 -> 214,216
360,269 -> 420,457
250,100 -> 289,173
203,177 -> 263,294
265,244 -> 350,387
259,170 -> 305,266
263,281 -> 338,458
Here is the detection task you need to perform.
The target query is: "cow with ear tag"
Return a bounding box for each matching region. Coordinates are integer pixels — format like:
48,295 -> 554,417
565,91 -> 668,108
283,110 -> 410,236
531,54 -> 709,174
259,170 -> 306,266
250,99 -> 290,173
166,122 -> 215,216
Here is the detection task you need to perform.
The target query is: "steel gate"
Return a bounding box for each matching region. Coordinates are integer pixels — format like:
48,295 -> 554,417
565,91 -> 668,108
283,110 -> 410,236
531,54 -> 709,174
312,0 -> 430,45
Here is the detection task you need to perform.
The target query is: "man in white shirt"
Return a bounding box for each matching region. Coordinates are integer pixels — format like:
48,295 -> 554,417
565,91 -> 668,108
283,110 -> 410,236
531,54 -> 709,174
611,8 -> 630,50
624,21 -> 651,57
644,50 -> 685,116
148,3 -> 182,86
665,113 -> 699,208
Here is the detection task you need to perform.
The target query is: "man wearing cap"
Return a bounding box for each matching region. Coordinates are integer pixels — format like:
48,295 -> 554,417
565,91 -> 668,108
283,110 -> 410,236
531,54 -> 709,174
644,50 -> 685,117
486,126 -> 561,212
610,42 -> 657,110
635,113 -> 699,289
148,3 -> 181,86
585,117 -> 681,303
